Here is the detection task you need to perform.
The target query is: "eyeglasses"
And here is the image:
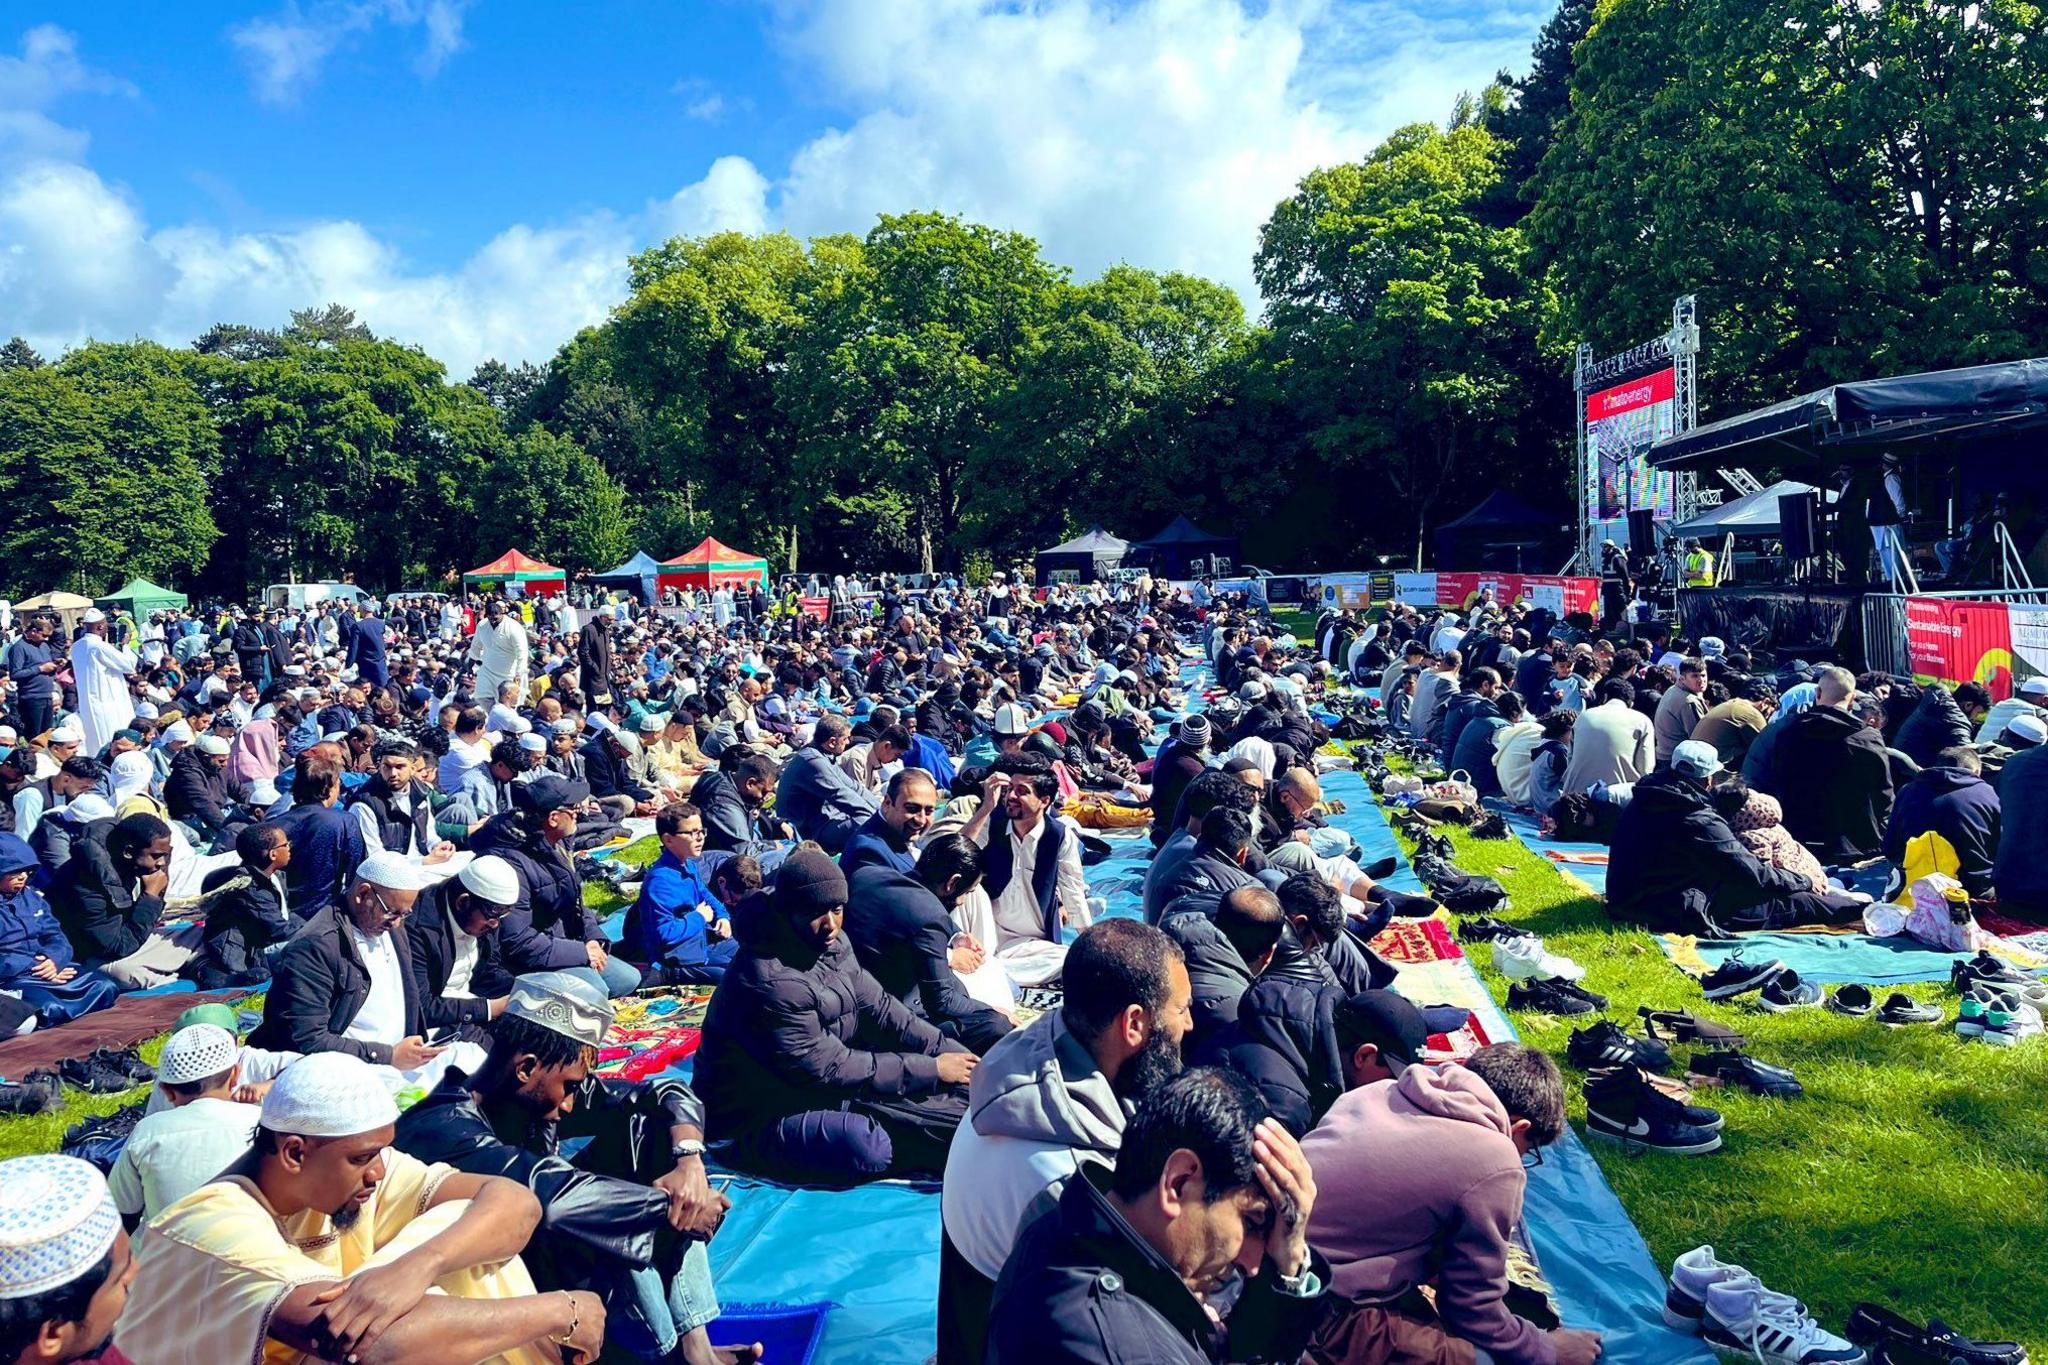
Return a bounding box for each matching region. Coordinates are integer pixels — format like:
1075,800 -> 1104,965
1520,1147 -> 1545,1170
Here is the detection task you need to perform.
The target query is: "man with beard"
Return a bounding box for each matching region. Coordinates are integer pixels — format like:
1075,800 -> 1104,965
0,1156 -> 140,1365
936,919 -> 1193,1365
395,973 -> 759,1365
117,1051 -> 601,1365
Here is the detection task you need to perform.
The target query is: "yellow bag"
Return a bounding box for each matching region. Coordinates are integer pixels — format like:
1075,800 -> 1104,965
1064,795 -> 1152,830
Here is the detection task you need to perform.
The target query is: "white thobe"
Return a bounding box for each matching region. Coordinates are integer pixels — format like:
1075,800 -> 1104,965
72,633 -> 138,753
466,616 -> 530,700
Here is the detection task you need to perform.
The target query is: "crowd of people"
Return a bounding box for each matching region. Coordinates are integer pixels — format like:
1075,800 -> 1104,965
3,565 -> 2014,1364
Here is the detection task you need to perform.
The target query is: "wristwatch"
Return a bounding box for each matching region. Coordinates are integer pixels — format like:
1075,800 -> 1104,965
671,1139 -> 707,1161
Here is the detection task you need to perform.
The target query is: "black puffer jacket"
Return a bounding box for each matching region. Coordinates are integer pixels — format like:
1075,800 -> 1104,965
1771,705 -> 1896,859
1606,770 -> 1811,930
844,863 -> 1010,1046
467,812 -> 595,971
694,891 -> 967,1139
165,749 -> 234,834
1894,685 -> 1974,769
1195,976 -> 1348,1137
1160,907 -> 1332,1050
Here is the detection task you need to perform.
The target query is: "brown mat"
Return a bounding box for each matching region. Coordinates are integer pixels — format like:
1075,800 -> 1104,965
0,989 -> 251,1080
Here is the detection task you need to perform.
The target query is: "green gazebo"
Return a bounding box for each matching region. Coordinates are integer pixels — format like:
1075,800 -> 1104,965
96,577 -> 188,618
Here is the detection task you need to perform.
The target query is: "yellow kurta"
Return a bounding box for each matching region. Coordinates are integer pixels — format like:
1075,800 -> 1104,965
116,1150 -> 545,1365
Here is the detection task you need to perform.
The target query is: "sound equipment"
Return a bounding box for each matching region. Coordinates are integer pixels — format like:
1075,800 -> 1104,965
1627,508 -> 1658,557
1779,491 -> 1821,560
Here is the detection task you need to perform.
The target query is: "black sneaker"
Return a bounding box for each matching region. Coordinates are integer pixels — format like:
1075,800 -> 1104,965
1584,1068 -> 1724,1154
1588,1066 -> 1725,1132
1825,984 -> 1875,1017
1757,969 -> 1824,1012
1699,954 -> 1788,1001
101,1047 -> 154,1082
0,1070 -> 61,1116
1507,977 -> 1599,1016
1456,916 -> 1522,944
1950,950 -> 2026,993
1568,1021 -> 1673,1074
58,1052 -> 143,1095
1471,812 -> 1509,839
1689,1049 -> 1805,1098
1875,993 -> 1944,1027
1553,978 -> 1610,1010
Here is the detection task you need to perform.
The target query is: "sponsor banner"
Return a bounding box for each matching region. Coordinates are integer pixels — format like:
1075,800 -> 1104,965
799,595 -> 830,621
1402,572 -> 1601,618
1905,596 -> 2018,698
1393,572 -> 1438,605
1585,365 -> 1678,543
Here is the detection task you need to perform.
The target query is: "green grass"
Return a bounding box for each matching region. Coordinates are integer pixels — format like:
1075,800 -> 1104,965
0,1032 -> 170,1161
1386,804 -> 2048,1354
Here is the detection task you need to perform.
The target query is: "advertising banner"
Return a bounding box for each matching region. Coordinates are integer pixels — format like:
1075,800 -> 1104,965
1394,572 -> 1600,618
1585,367 -> 1678,545
1905,597 -> 2018,698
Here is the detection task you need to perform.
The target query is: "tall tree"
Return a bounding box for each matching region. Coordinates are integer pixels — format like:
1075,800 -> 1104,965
1482,0 -> 1596,220
1528,0 -> 2048,410
1257,123 -> 1565,565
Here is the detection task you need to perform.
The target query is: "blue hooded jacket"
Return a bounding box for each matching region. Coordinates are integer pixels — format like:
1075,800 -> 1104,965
0,832 -> 75,981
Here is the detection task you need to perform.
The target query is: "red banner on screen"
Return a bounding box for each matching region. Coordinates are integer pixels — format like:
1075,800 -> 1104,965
1905,596 -> 2016,698
1586,367 -> 1675,421
1431,573 -> 1599,619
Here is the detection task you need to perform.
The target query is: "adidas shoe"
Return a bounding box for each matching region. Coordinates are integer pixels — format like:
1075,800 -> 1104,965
1699,953 -> 1789,1001
1507,976 -> 1600,1016
1584,1067 -> 1723,1155
1758,970 -> 1824,1012
1666,1246 -> 1776,1334
1492,934 -> 1586,983
1702,1275 -> 1866,1364
1689,1049 -> 1805,1098
1568,1021 -> 1673,1074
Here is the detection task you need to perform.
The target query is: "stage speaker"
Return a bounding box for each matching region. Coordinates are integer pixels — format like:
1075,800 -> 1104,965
1779,491 -> 1821,559
1627,508 -> 1658,557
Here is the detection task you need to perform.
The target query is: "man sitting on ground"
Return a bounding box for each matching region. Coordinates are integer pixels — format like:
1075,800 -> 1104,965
472,775 -> 642,998
774,714 -> 881,854
1149,807 -> 1258,919
630,803 -> 739,985
690,750 -> 787,853
1608,740 -> 1864,935
0,831 -> 118,1028
406,855 -> 521,1019
1302,1044 -> 1602,1365
695,849 -> 976,1184
192,820 -> 303,989
48,812 -> 193,990
1886,745 -> 2001,897
984,1067 -> 1328,1365
0,1155 -> 140,1365
846,834 -> 1014,1055
1160,881 -> 1295,1046
938,919 -> 1192,1365
961,755 -> 1090,948
107,1023 -> 263,1227
349,737 -> 459,865
395,972 -> 757,1365
1766,664 -> 1894,860
1653,658 -> 1709,769
119,1051 -> 601,1365
840,768 -> 937,877
1201,986 -> 1427,1137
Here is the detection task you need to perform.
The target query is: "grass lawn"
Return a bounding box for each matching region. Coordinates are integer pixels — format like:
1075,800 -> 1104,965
1386,806 -> 2048,1354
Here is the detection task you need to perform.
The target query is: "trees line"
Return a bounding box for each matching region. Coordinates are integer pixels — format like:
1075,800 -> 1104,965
3,0 -> 2038,599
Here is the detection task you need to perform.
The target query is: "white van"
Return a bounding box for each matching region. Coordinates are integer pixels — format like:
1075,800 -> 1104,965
263,581 -> 373,611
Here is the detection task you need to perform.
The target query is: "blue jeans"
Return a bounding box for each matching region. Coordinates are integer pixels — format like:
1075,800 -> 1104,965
600,1239 -> 720,1356
564,955 -> 642,999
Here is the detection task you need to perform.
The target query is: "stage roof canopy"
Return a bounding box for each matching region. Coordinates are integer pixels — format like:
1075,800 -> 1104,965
1671,480 -> 1837,538
1651,356 -> 2048,472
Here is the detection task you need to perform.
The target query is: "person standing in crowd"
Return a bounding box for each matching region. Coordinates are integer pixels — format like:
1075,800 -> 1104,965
4,614 -> 62,741
69,609 -> 138,757
468,597 -> 531,703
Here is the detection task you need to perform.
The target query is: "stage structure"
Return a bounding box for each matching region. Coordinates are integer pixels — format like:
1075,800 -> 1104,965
1570,295 -> 1732,570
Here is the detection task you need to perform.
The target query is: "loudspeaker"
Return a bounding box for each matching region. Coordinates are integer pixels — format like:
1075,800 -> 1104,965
1627,508 -> 1658,557
1779,491 -> 1821,559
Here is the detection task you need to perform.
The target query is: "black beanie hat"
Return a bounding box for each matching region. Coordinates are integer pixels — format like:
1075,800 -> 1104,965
776,848 -> 848,917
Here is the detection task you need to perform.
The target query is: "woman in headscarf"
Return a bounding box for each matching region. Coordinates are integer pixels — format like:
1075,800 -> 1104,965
227,710 -> 282,788
1711,780 -> 1830,894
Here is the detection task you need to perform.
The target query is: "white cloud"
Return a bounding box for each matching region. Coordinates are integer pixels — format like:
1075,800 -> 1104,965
0,2 -> 1548,373
228,0 -> 473,105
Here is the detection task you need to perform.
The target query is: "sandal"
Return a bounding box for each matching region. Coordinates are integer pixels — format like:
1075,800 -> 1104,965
1638,1006 -> 1746,1050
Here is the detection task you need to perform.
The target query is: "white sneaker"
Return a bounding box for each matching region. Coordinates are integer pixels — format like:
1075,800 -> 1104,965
1491,933 -> 1586,983
1982,1001 -> 2044,1048
1665,1245 -> 1747,1332
1702,1276 -> 1866,1364
1383,774 -> 1423,796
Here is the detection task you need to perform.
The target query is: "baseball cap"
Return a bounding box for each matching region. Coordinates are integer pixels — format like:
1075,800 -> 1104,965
1670,739 -> 1724,780
992,703 -> 1032,737
513,775 -> 590,813
1333,990 -> 1430,1071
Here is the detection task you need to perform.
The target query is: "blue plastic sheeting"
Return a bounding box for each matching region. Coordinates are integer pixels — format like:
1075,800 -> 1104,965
707,1178 -> 941,1365
1668,929 -> 2047,985
1318,767 -> 1426,894
1500,806 -> 1610,894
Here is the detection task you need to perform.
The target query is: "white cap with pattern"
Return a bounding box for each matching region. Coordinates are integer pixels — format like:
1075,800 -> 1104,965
0,1155 -> 121,1300
158,1023 -> 241,1087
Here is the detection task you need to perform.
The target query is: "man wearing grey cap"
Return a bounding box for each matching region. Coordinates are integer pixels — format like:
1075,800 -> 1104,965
397,972 -> 757,1365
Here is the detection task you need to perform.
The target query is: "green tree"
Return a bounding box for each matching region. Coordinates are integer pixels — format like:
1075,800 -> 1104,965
475,427 -> 633,573
1257,123 -> 1564,565
0,337 -> 43,370
1482,0 -> 1594,219
791,213 -> 1065,571
0,352 -> 218,595
1528,0 -> 2048,409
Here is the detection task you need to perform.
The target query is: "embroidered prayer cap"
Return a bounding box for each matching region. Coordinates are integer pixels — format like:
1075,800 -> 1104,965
504,971 -> 614,1048
158,1023 -> 240,1086
0,1156 -> 121,1300
259,1052 -> 399,1138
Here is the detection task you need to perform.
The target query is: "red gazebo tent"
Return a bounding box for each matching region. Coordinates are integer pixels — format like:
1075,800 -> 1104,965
462,548 -> 567,597
657,537 -> 771,592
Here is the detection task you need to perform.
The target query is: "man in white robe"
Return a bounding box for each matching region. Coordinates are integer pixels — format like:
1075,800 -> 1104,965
71,608 -> 138,754
465,598 -> 529,703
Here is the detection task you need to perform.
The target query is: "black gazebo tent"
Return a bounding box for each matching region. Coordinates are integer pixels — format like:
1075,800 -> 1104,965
1434,490 -> 1568,571
1130,514 -> 1238,579
1034,527 -> 1129,585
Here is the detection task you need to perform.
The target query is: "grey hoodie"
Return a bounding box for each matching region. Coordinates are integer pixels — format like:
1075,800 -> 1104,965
940,1006 -> 1128,1278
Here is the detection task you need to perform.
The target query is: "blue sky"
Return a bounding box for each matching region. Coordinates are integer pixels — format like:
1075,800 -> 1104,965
0,0 -> 1554,374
